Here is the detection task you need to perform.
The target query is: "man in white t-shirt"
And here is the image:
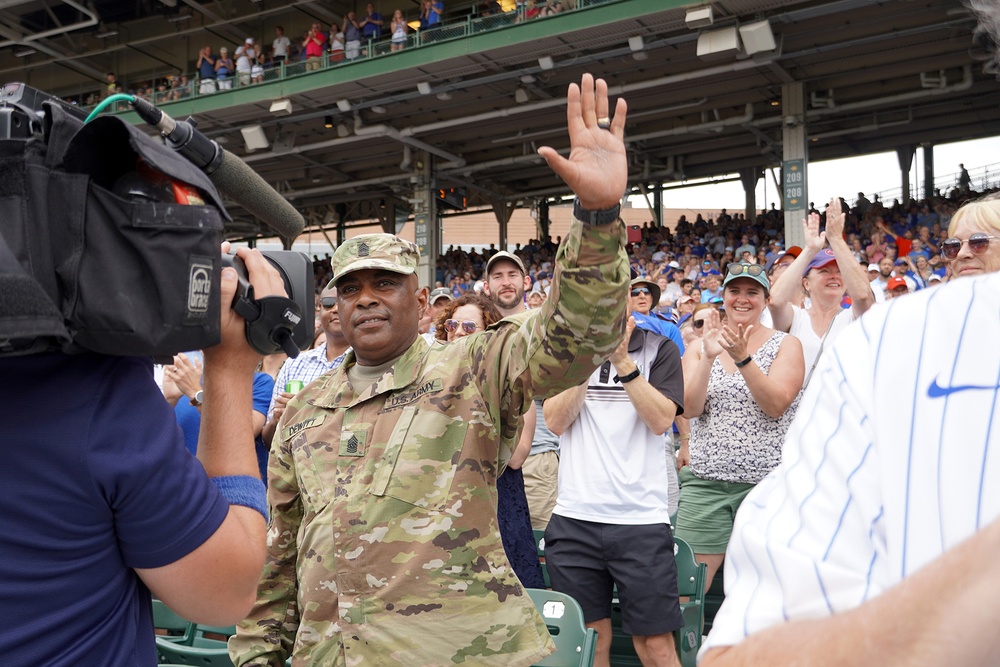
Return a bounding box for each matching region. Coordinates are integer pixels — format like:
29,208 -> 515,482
543,296 -> 685,667
272,26 -> 291,64
234,38 -> 256,86
701,271 -> 1000,666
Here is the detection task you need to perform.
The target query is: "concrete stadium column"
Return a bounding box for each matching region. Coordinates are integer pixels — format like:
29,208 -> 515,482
413,153 -> 440,289
739,167 -> 762,225
923,144 -> 935,199
781,82 -> 807,248
653,184 -> 663,227
537,200 -> 550,241
897,145 -> 915,205
491,196 -> 516,250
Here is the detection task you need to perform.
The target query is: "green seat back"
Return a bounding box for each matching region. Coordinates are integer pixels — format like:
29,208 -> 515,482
526,588 -> 597,667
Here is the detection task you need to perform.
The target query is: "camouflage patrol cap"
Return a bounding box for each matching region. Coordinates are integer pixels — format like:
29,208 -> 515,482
331,234 -> 420,284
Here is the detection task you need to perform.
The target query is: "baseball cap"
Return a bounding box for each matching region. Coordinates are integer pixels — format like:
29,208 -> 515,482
667,261 -> 681,269
929,274 -> 942,282
629,277 -> 661,305
245,37 -> 254,44
429,287 -> 453,303
803,248 -> 837,275
867,263 -> 879,272
722,263 -> 771,293
764,246 -> 802,273
676,294 -> 696,306
330,234 -> 419,284
485,251 -> 525,276
887,276 -> 908,291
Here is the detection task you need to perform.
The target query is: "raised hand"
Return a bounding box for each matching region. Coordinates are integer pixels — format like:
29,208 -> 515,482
610,315 -> 636,366
826,197 -> 846,241
537,73 -> 628,211
719,321 -> 753,363
701,308 -> 726,359
802,211 -> 827,254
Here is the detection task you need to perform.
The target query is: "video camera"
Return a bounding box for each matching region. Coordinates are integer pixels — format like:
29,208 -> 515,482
0,82 -> 312,359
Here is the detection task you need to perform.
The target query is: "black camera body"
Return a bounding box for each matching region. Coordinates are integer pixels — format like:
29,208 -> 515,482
0,83 -> 312,359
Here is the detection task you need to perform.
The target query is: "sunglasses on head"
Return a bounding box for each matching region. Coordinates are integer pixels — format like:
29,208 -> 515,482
727,263 -> 765,277
320,296 -> 337,310
630,287 -> 651,297
942,233 -> 998,260
444,319 -> 480,334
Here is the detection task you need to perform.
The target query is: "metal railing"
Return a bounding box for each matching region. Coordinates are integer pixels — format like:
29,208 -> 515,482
82,0 -> 619,111
873,161 -> 1000,205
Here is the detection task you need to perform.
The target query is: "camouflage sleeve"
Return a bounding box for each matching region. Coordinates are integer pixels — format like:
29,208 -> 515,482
481,217 -> 628,461
229,400 -> 304,667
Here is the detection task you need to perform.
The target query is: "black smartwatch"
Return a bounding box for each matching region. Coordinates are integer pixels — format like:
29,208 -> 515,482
573,197 -> 621,226
614,368 -> 641,384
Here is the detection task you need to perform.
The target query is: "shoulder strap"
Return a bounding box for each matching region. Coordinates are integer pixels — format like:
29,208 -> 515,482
802,312 -> 838,390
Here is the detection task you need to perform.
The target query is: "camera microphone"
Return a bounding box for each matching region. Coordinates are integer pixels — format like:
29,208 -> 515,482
129,97 -> 305,239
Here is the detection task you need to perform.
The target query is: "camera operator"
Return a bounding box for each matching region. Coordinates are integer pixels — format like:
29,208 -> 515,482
0,246 -> 284,665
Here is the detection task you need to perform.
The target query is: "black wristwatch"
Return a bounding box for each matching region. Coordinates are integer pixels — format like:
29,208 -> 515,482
614,368 -> 641,384
573,197 -> 621,226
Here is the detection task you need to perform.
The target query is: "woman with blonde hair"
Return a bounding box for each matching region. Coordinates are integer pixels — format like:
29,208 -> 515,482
943,193 -> 1000,278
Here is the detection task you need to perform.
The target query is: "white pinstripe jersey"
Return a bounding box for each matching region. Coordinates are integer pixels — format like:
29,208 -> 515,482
702,271 -> 1000,656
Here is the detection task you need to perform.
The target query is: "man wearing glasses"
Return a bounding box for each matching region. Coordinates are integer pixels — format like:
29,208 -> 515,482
260,283 -> 350,447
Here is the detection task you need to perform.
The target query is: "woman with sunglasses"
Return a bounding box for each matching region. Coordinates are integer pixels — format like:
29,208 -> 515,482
432,293 -> 547,590
943,194 -> 1000,278
676,263 -> 805,593
768,198 -> 875,377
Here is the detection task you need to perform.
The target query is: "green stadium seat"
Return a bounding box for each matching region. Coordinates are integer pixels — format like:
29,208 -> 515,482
607,535 -> 707,667
152,599 -> 194,644
533,528 -> 551,588
155,635 -> 233,666
527,588 -> 597,667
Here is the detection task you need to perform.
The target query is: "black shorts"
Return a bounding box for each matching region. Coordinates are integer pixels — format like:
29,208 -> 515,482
544,514 -> 684,636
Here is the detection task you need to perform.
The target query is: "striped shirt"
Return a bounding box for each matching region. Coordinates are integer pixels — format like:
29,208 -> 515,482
702,272 -> 1000,656
266,342 -> 347,421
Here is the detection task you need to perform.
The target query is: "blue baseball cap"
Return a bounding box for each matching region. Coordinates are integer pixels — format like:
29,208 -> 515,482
803,248 -> 837,275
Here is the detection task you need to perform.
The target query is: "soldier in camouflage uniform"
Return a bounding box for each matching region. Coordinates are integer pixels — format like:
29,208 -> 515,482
230,73 -> 631,667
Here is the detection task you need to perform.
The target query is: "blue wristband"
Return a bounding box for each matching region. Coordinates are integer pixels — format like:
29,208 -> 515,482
211,475 -> 268,521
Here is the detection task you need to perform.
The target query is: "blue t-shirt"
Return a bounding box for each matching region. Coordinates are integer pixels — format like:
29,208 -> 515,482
199,55 -> 215,79
428,1 -> 443,26
363,12 -> 383,39
0,353 -> 229,666
174,372 -> 273,479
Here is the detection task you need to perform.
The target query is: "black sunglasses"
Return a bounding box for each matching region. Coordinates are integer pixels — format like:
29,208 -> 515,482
444,319 -> 479,334
692,319 -> 706,329
727,263 -> 765,278
942,233 -> 998,260
630,287 -> 651,297
320,296 -> 337,310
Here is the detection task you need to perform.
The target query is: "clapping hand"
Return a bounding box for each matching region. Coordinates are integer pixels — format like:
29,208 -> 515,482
610,315 -> 636,368
826,197 -> 846,241
719,320 -> 753,363
802,211 -> 826,254
701,309 -> 726,359
538,74 -> 627,212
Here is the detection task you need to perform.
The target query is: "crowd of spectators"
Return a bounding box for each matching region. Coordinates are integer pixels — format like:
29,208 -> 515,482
307,188 -> 992,319
62,1 -> 589,108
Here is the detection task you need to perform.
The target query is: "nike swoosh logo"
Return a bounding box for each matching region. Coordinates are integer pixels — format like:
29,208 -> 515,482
927,377 -> 1000,398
